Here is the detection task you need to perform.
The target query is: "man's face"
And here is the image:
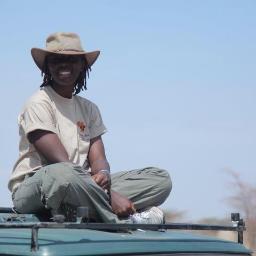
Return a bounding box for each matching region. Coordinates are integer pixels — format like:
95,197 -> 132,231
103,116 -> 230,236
47,54 -> 85,88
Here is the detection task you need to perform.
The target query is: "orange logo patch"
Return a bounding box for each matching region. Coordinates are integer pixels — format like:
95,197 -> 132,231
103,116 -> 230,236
77,121 -> 86,132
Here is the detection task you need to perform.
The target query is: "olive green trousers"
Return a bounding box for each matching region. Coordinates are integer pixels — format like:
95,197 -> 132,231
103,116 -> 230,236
13,162 -> 172,223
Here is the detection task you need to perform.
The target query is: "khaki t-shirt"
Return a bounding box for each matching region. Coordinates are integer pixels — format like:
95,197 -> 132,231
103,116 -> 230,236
8,86 -> 107,192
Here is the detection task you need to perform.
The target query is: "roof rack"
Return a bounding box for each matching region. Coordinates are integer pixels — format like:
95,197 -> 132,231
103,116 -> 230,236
0,208 -> 245,252
0,207 -> 13,213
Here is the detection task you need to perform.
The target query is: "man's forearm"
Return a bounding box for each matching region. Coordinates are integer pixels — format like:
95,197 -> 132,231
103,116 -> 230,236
90,158 -> 110,175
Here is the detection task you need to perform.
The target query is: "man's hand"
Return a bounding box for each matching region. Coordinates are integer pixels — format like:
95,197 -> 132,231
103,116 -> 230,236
92,171 -> 111,190
111,190 -> 136,217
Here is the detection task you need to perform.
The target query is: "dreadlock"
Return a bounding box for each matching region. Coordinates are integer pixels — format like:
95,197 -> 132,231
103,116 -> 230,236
40,57 -> 91,95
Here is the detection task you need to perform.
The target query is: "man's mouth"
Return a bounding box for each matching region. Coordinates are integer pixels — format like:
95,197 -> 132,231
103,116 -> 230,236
58,71 -> 71,77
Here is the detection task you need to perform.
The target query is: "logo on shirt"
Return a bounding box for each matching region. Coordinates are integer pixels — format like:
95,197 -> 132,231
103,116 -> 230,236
77,121 -> 86,132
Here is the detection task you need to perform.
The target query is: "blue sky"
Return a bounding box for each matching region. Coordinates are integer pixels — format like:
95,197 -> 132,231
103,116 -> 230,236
0,0 -> 255,220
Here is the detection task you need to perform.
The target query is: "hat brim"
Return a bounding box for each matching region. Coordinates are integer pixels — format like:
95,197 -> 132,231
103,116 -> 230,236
31,48 -> 100,71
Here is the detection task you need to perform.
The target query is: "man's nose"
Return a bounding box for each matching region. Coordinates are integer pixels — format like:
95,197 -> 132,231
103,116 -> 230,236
58,61 -> 70,67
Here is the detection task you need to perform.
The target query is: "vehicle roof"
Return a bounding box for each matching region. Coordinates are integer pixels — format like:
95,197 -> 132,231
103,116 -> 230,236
0,227 -> 251,255
0,212 -> 251,256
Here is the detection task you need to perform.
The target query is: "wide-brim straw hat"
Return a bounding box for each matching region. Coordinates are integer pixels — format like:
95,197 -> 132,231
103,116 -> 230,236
31,32 -> 100,70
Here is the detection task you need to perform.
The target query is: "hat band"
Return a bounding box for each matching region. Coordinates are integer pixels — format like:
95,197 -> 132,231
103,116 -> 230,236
52,49 -> 84,53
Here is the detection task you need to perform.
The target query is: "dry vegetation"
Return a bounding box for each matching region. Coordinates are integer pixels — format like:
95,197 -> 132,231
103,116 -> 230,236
225,169 -> 256,252
163,169 -> 256,254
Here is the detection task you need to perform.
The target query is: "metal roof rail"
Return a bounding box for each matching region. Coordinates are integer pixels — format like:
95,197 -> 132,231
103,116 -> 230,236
0,208 -> 246,252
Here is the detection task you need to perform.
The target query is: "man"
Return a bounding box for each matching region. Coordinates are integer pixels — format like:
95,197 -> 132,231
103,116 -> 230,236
8,32 -> 172,223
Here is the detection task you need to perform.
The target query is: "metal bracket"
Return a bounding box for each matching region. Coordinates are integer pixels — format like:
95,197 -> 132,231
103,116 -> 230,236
231,213 -> 245,244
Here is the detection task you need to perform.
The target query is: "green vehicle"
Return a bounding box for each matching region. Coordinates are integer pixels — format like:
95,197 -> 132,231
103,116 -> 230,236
0,207 -> 251,256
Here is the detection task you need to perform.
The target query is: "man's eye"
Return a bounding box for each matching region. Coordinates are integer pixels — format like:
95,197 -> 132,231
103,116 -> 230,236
67,58 -> 76,62
68,57 -> 81,62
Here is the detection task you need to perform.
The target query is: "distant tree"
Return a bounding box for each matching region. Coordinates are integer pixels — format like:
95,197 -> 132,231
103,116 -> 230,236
225,169 -> 256,249
163,209 -> 186,222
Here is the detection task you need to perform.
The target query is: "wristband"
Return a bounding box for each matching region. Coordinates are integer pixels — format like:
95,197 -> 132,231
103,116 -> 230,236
99,169 -> 111,177
99,169 -> 110,173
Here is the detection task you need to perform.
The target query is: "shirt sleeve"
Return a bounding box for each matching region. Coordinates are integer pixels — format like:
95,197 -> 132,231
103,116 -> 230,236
19,102 -> 57,136
88,103 -> 107,139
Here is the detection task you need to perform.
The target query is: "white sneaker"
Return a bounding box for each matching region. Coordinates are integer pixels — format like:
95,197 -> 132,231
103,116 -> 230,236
130,207 -> 164,224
